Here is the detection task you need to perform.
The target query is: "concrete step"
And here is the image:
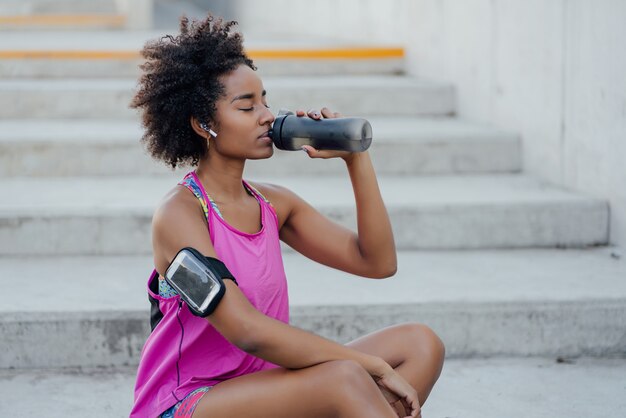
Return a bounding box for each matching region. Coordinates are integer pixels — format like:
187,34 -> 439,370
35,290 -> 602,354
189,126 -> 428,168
0,118 -> 521,177
2,357 -> 625,418
0,31 -> 404,77
0,174 -> 608,255
0,76 -> 455,119
1,247 -> 624,369
0,1 -> 140,30
0,14 -> 126,30
0,0 -> 117,15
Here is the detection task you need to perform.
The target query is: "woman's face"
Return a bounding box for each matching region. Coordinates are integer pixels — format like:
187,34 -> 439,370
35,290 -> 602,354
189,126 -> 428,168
210,64 -> 275,160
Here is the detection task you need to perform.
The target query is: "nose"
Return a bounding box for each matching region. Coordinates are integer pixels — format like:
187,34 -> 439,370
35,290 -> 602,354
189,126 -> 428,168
260,106 -> 275,126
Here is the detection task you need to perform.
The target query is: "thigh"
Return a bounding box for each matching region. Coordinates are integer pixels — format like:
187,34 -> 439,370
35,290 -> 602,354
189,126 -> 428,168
346,322 -> 443,367
191,360 -> 367,418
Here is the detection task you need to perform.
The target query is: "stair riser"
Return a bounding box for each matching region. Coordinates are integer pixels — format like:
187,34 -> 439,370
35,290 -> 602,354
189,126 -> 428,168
301,302 -> 626,358
0,202 -> 608,255
3,301 -> 624,368
0,60 -> 141,79
0,83 -> 455,119
0,139 -> 522,177
0,59 -> 404,78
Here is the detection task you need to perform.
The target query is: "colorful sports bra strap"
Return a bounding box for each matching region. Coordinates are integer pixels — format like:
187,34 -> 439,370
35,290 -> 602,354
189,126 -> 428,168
178,173 -> 209,218
243,180 -> 272,205
178,171 -> 274,217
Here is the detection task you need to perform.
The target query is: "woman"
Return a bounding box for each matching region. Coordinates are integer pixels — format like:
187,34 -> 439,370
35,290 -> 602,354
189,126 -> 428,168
129,14 -> 444,418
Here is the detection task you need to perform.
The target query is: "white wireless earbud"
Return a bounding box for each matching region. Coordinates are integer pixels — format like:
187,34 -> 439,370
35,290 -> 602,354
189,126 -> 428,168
200,123 -> 217,138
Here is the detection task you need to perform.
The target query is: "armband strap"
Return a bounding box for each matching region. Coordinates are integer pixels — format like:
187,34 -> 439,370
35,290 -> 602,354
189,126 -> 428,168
203,256 -> 238,286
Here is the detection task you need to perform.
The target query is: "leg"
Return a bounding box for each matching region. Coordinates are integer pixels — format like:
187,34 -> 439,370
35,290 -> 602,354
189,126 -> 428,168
191,359 -> 398,418
347,323 -> 445,405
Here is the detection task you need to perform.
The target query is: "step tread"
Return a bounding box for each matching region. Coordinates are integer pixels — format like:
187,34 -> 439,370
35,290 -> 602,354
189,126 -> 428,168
0,174 -> 606,215
0,117 -> 518,144
1,357 -> 625,418
1,247 -> 623,313
0,77 -> 454,118
0,75 -> 449,90
0,30 -> 402,52
0,14 -> 126,26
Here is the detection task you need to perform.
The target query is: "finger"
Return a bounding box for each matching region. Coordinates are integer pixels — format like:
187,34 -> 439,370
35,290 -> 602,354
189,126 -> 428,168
393,400 -> 408,417
381,388 -> 400,404
320,107 -> 335,118
302,146 -> 335,159
295,109 -> 306,117
307,109 -> 322,119
409,397 -> 421,418
320,107 -> 342,119
301,146 -> 318,157
310,149 -> 336,159
396,391 -> 418,418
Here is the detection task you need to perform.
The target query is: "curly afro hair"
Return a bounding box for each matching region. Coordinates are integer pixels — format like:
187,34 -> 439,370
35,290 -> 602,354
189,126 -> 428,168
131,15 -> 255,169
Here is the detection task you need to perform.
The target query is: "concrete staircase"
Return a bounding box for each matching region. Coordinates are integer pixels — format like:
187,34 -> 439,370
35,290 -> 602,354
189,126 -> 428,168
1,12 -> 624,393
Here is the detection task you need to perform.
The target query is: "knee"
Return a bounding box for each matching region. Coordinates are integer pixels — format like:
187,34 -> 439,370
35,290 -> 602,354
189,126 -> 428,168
319,360 -> 389,416
328,359 -> 372,386
321,360 -> 379,400
402,323 -> 446,365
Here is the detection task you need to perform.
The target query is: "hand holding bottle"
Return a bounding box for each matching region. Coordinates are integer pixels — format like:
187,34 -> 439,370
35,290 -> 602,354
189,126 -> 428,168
269,107 -> 372,162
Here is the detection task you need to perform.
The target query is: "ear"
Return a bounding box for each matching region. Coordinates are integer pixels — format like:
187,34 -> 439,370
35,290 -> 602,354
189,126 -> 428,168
190,116 -> 215,138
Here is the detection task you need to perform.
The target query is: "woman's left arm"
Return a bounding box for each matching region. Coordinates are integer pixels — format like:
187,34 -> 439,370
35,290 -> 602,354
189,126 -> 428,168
274,107 -> 397,279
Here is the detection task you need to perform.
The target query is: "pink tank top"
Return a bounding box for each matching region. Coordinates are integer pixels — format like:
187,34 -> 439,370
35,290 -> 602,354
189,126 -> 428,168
130,171 -> 290,418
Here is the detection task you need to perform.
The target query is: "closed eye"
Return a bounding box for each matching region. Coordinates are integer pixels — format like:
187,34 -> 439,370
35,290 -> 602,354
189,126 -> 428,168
238,104 -> 270,112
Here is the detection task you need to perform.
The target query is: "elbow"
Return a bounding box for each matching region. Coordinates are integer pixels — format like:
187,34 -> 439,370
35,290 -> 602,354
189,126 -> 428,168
226,314 -> 265,354
384,265 -> 398,278
367,263 -> 397,279
375,266 -> 397,279
358,250 -> 397,279
374,254 -> 398,278
233,336 -> 261,355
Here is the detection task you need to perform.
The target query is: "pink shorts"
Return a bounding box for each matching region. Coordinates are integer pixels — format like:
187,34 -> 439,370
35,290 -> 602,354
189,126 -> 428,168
160,387 -> 211,418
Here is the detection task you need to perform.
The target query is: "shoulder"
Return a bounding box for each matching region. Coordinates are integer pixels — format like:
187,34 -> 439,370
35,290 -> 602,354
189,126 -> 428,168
246,181 -> 304,229
152,184 -> 216,274
153,184 -> 205,228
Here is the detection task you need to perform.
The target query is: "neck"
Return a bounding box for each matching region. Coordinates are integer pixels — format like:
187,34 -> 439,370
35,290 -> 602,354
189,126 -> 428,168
195,153 -> 248,202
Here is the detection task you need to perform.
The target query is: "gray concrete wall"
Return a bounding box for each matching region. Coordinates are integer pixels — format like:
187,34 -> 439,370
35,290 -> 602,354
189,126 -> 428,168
228,0 -> 626,247
403,0 -> 626,246
230,0 -> 408,42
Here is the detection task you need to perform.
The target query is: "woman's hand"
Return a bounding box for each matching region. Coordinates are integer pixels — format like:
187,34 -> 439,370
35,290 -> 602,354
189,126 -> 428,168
295,107 -> 356,164
374,368 -> 421,418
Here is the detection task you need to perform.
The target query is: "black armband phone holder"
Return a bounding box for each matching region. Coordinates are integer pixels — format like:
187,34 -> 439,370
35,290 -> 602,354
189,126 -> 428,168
164,247 -> 238,317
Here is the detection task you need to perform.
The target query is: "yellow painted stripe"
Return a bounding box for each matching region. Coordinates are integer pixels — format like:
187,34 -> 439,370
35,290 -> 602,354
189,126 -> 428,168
248,47 -> 404,60
0,14 -> 126,27
0,47 -> 404,61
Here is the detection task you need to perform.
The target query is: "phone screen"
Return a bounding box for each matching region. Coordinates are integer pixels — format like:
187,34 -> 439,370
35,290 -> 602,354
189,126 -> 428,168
166,250 -> 220,311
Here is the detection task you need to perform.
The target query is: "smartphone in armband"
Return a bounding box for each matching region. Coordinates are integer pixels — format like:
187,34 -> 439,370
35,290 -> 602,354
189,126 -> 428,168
164,247 -> 236,317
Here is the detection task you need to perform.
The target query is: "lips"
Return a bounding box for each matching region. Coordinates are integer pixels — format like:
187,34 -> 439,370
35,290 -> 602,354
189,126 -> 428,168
257,130 -> 270,139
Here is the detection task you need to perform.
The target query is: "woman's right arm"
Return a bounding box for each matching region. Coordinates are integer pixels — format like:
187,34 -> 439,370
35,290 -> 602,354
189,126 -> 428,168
152,189 -> 418,413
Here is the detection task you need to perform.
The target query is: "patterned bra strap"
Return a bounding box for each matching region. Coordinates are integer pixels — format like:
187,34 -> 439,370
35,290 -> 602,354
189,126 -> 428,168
178,172 -> 223,219
179,172 -> 274,218
243,180 -> 273,208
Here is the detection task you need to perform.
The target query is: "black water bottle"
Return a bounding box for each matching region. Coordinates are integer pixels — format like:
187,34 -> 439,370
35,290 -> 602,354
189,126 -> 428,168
269,110 -> 372,152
